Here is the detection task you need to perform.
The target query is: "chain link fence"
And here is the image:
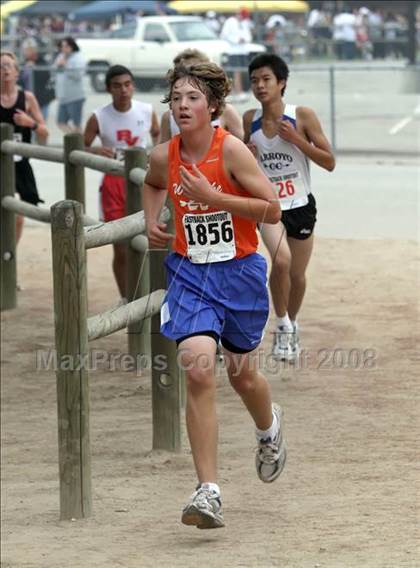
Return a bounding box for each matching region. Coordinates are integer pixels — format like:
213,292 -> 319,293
20,62 -> 420,156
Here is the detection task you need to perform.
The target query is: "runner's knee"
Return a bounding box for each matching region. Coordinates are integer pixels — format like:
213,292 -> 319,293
272,253 -> 291,274
186,366 -> 215,395
290,272 -> 306,287
229,368 -> 258,396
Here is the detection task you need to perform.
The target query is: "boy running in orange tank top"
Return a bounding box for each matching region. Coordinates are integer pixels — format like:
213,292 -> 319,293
143,63 -> 286,529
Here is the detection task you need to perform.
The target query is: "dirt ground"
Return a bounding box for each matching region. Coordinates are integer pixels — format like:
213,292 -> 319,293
1,224 -> 418,568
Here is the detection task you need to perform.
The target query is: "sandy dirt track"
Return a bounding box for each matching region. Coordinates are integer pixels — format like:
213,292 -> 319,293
1,225 -> 419,568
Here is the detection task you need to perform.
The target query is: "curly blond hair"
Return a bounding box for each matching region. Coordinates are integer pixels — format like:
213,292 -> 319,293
172,48 -> 209,66
162,62 -> 231,121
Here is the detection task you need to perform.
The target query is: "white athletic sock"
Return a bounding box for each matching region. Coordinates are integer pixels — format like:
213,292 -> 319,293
290,319 -> 297,331
200,482 -> 220,495
276,314 -> 292,330
256,410 -> 278,442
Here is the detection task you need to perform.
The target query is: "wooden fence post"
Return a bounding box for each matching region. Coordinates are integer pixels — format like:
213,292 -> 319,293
149,201 -> 181,451
51,200 -> 92,520
64,133 -> 85,208
1,123 -> 17,311
124,147 -> 150,360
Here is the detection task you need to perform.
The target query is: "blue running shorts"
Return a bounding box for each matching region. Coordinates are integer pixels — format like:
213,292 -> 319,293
160,253 -> 269,353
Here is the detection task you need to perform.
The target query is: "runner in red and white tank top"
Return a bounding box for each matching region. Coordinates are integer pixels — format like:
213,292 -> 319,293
83,65 -> 160,301
95,99 -> 153,157
143,62 -> 286,530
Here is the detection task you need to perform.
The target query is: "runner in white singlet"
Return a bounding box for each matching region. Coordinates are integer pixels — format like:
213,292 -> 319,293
243,54 -> 335,362
83,65 -> 160,303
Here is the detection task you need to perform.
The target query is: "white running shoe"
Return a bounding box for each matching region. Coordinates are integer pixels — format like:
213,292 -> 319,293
181,485 -> 225,529
289,322 -> 300,362
255,404 -> 287,483
272,325 -> 293,361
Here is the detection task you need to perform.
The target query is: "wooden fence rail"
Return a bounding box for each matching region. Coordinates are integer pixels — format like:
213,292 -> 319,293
1,195 -> 98,226
69,149 -> 124,175
84,207 -> 170,250
1,140 -> 64,163
84,210 -> 146,249
87,289 -> 165,341
2,195 -> 52,223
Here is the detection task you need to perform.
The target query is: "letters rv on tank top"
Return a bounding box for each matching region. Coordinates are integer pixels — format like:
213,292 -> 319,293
94,100 -> 152,160
168,127 -> 258,264
250,104 -> 311,211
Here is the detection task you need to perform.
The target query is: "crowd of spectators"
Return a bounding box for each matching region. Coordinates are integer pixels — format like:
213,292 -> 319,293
312,4 -> 412,60
1,3 -> 418,67
211,4 -> 417,62
261,5 -> 414,62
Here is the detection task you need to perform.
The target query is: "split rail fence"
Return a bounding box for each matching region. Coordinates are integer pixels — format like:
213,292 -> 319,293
0,123 -> 181,521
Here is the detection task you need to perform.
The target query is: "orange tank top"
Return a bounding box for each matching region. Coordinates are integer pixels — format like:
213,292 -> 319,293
167,127 -> 258,263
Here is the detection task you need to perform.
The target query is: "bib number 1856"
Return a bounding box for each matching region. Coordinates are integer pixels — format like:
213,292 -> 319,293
186,220 -> 233,246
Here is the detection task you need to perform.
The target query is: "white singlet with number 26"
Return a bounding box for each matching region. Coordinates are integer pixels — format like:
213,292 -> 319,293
250,104 -> 311,211
183,210 -> 236,264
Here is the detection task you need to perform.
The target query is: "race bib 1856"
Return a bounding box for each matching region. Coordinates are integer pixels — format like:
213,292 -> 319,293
183,211 -> 236,264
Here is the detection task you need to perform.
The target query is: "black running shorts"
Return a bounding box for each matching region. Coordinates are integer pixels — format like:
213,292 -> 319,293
281,193 -> 317,240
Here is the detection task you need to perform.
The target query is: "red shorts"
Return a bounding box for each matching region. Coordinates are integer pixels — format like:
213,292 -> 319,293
99,174 -> 126,222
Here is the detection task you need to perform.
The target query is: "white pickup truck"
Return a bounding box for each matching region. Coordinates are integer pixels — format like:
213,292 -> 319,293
77,15 -> 265,92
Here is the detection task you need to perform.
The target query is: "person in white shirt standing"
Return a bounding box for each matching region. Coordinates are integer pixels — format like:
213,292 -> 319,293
84,65 -> 160,302
333,7 -> 357,60
204,10 -> 221,34
243,54 -> 335,362
54,37 -> 86,133
220,8 -> 253,100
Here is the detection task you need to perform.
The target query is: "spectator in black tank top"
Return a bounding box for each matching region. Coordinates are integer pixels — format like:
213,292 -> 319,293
0,51 -> 48,244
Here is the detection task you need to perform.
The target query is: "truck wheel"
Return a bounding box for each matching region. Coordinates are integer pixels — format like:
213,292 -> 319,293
90,70 -> 108,93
